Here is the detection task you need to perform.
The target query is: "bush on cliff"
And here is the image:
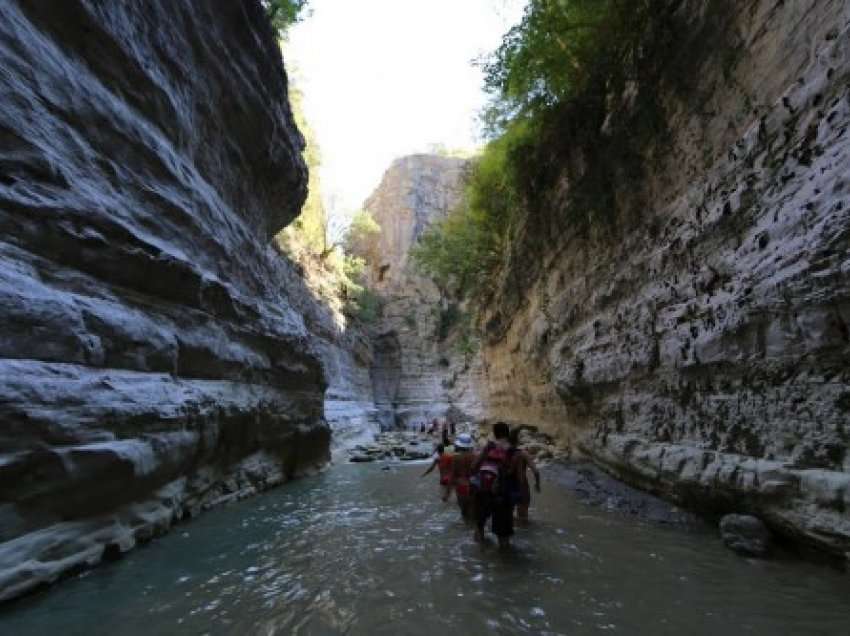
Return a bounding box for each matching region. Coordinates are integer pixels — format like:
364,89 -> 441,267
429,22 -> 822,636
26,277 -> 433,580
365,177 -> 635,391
343,210 -> 381,261
340,254 -> 382,322
413,0 -> 731,299
263,0 -> 309,32
277,82 -> 327,256
412,119 -> 533,296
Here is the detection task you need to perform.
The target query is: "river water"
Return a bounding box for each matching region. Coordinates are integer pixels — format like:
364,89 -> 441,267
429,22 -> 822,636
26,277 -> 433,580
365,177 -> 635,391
2,462 -> 849,635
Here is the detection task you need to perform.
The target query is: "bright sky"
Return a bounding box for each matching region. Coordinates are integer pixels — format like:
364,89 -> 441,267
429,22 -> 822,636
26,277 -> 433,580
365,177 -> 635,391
286,0 -> 526,220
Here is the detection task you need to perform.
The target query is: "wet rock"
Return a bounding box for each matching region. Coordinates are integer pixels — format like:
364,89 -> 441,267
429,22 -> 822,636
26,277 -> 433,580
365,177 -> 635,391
402,447 -> 432,461
720,514 -> 772,557
345,431 -> 439,463
546,462 -> 702,527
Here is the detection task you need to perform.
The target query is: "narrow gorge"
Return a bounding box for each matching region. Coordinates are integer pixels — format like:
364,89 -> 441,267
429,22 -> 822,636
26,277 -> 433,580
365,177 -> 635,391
358,154 -> 481,430
343,0 -> 850,560
2,0 -> 850,632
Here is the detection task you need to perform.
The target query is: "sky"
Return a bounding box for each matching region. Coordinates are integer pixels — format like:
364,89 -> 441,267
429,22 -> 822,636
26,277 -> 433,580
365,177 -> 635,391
285,0 -> 527,221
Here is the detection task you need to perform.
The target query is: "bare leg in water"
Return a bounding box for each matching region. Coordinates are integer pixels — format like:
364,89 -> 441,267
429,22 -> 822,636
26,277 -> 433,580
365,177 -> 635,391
516,502 -> 529,525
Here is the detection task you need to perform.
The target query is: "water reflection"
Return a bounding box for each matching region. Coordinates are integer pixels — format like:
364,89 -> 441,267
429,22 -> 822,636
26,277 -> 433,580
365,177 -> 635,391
2,462 -> 849,635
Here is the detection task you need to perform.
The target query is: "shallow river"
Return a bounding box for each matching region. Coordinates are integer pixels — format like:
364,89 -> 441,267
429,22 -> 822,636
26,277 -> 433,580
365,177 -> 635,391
2,462 -> 849,635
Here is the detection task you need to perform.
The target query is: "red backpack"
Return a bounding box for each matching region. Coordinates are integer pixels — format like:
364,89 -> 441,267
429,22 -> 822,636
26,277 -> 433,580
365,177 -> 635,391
474,442 -> 514,495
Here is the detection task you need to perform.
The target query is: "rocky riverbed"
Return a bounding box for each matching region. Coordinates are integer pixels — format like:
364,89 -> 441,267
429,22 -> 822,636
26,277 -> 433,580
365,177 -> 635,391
345,425 -> 571,465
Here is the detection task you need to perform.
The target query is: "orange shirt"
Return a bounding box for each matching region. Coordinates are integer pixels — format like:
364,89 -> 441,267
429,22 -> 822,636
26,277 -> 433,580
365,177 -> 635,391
439,453 -> 453,477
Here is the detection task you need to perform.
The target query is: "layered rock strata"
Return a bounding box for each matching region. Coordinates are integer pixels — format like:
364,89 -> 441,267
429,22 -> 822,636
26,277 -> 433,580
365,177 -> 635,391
476,0 -> 850,555
319,326 -> 380,449
0,0 -> 329,601
361,155 -> 483,428
285,258 -> 380,449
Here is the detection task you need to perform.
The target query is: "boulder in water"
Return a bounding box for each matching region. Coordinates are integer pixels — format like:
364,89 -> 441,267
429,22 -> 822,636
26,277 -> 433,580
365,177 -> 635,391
402,447 -> 432,460
720,514 -> 772,557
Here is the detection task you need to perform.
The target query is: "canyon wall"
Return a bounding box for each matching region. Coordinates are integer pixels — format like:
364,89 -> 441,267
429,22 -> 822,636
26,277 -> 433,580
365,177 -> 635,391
476,0 -> 850,555
0,0 -> 329,601
362,155 -> 483,429
319,323 -> 380,449
285,256 -> 380,449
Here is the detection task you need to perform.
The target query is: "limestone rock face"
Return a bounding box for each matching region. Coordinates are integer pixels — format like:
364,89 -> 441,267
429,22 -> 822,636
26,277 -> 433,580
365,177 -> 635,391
362,155 -> 482,428
365,155 -> 467,289
289,271 -> 380,450
320,326 -> 380,450
0,0 -> 329,601
474,0 -> 850,555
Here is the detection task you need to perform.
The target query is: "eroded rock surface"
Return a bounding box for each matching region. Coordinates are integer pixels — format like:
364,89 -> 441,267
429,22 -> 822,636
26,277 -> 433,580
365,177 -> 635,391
289,266 -> 380,450
0,0 -> 329,601
473,0 -> 850,555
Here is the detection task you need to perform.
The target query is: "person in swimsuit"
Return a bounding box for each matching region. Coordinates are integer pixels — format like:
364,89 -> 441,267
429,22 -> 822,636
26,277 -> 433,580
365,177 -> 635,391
421,443 -> 454,501
509,428 -> 541,525
450,433 -> 476,523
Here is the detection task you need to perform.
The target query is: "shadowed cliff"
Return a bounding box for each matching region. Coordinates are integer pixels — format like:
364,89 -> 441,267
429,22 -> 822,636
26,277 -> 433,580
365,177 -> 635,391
0,0 -> 329,601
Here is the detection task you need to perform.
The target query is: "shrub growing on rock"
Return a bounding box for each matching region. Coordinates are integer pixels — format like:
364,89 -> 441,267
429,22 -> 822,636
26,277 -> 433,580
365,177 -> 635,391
414,0 -> 734,300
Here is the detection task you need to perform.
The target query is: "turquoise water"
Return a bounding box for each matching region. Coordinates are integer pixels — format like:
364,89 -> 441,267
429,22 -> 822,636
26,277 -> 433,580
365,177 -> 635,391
2,462 -> 849,635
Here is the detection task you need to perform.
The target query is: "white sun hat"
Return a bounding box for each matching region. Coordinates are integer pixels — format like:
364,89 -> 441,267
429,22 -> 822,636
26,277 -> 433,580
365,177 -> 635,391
454,433 -> 474,449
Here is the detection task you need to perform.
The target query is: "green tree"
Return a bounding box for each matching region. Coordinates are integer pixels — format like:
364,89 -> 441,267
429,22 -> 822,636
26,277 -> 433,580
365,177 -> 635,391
263,0 -> 309,33
481,0 -> 610,133
290,84 -> 326,252
275,78 -> 329,259
413,0 -> 699,298
412,119 -> 532,296
339,254 -> 382,322
343,210 -> 381,261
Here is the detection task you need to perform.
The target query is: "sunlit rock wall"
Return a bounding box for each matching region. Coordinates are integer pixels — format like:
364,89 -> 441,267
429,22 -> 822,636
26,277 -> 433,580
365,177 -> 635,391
0,0 -> 329,601
362,155 -> 482,428
289,277 -> 379,450
476,0 -> 850,554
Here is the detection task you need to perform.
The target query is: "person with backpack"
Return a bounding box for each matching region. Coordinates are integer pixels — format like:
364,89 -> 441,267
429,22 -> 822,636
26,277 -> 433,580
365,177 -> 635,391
509,428 -> 541,525
421,443 -> 454,501
470,421 -> 517,549
450,433 -> 476,523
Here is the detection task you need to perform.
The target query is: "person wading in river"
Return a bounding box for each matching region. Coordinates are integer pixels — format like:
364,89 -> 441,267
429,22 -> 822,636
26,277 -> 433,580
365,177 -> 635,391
470,422 -> 517,549
509,428 -> 541,525
421,443 -> 454,501
451,433 -> 476,523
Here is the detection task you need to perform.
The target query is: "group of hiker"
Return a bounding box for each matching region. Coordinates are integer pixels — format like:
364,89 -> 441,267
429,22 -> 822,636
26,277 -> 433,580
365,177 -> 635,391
422,421 -> 540,549
408,417 -> 456,439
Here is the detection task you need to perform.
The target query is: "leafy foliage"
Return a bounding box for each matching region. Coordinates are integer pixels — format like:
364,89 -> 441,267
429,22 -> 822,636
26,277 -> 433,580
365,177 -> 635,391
412,120 -> 534,296
343,210 -> 381,260
414,0 -> 730,298
340,255 -> 382,322
480,0 -> 609,134
263,0 -> 309,32
277,82 -> 327,256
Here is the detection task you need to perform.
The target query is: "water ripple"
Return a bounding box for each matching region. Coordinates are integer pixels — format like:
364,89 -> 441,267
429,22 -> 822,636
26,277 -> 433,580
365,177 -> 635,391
2,464 -> 850,635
